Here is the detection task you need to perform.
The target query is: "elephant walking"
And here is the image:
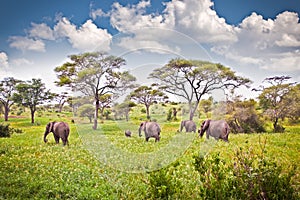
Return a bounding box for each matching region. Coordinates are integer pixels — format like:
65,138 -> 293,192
198,119 -> 230,142
44,121 -> 70,145
180,120 -> 196,133
139,121 -> 161,142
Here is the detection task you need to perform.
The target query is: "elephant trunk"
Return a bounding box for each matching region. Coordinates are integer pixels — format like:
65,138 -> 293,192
138,127 -> 142,137
44,131 -> 49,143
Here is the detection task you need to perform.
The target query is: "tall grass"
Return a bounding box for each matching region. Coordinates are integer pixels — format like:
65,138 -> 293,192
0,109 -> 299,199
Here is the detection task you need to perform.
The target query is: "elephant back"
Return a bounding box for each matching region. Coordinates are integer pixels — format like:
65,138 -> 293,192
145,122 -> 161,137
53,122 -> 70,134
208,120 -> 229,139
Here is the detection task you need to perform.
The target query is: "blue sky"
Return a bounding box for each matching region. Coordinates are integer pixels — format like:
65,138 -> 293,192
0,0 -> 300,98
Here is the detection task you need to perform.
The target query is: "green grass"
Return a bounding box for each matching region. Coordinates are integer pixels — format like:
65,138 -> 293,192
0,110 -> 299,199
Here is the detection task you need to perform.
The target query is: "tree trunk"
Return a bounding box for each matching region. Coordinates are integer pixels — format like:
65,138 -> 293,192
4,105 -> 9,121
93,100 -> 99,130
146,105 -> 150,119
58,101 -> 65,112
30,109 -> 35,124
189,101 -> 200,121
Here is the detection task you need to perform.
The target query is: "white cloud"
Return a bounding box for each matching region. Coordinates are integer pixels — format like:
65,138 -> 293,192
275,34 -> 300,47
0,52 -> 9,68
90,8 -> 110,20
211,11 -> 300,72
54,17 -> 112,52
9,36 -> 46,52
11,58 -> 34,66
28,23 -> 55,40
110,0 -> 236,44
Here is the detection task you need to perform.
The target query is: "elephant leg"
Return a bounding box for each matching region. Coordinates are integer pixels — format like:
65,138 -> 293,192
155,136 -> 160,142
206,133 -> 209,140
54,134 -> 60,143
146,137 -> 150,142
62,138 -> 68,146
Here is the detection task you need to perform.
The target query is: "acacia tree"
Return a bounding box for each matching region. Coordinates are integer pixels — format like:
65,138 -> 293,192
257,76 -> 297,132
130,85 -> 168,119
99,94 -> 113,119
54,52 -> 136,130
14,78 -> 52,124
149,59 -> 252,120
0,77 -> 21,121
53,92 -> 69,112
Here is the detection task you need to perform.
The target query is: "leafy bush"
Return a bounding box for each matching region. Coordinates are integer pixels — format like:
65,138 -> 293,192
148,161 -> 182,199
0,123 -> 11,137
193,139 -> 299,199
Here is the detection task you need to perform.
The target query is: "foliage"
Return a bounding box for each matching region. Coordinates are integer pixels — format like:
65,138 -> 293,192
149,59 -> 252,120
13,78 -> 53,124
55,52 -> 136,130
130,85 -> 168,119
257,76 -> 297,132
0,123 -> 11,137
0,123 -> 22,137
0,77 -> 22,121
148,161 -> 182,199
77,104 -> 94,123
113,100 -> 136,121
193,139 -> 298,199
226,98 -> 265,133
199,97 -> 213,118
0,108 -> 299,199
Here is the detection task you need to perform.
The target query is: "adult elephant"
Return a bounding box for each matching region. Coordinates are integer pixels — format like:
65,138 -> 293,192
44,121 -> 70,146
139,121 -> 161,142
198,119 -> 230,142
180,120 -> 196,133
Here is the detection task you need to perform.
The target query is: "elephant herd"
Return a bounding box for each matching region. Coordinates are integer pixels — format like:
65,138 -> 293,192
128,119 -> 230,142
43,119 -> 230,146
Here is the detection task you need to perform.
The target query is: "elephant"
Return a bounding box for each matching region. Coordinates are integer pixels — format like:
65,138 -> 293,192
138,121 -> 161,142
198,119 -> 230,142
125,130 -> 132,137
44,121 -> 70,146
180,120 -> 196,132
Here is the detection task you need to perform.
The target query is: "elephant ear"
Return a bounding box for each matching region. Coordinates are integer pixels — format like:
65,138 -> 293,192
201,120 -> 211,131
48,122 -> 54,133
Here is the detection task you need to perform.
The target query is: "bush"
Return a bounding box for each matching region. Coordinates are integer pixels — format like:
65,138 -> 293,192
148,162 -> 182,199
193,139 -> 299,199
0,123 -> 11,137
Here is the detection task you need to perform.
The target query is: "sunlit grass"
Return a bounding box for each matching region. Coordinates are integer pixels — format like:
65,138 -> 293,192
0,108 -> 299,199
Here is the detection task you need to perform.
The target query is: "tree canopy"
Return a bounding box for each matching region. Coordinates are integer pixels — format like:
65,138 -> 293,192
257,76 -> 298,132
0,77 -> 21,121
54,52 -> 136,129
13,78 -> 52,124
149,58 -> 252,120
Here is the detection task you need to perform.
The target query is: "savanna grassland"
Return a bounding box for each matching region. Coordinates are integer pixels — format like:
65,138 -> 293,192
0,105 -> 299,199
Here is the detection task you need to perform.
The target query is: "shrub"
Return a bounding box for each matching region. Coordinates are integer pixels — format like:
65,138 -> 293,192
193,139 -> 299,199
0,123 -> 11,137
148,162 -> 182,199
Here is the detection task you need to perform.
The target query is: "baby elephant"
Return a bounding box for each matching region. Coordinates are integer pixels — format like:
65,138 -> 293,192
125,130 -> 132,137
44,121 -> 70,146
198,119 -> 229,142
180,120 -> 196,133
139,121 -> 161,142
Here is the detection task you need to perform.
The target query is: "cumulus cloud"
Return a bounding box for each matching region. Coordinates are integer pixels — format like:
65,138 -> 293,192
54,17 -> 112,52
90,8 -> 110,20
28,23 -> 55,40
211,11 -> 300,72
9,36 -> 46,52
0,52 -> 9,68
110,0 -> 236,44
